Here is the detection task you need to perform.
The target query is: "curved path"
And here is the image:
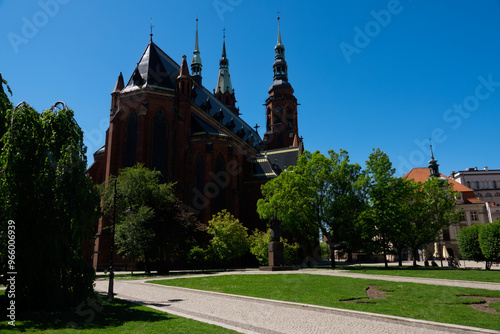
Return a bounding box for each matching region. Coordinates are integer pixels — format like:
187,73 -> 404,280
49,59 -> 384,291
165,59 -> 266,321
94,270 -> 500,334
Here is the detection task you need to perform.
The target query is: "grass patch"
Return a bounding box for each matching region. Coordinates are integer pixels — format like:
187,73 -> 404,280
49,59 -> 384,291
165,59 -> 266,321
96,270 -> 225,280
151,274 -> 500,331
0,290 -> 236,333
328,266 -> 500,283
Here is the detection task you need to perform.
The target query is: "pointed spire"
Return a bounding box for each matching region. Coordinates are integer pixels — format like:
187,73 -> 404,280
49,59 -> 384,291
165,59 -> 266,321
194,18 -> 199,52
191,18 -> 202,77
277,13 -> 282,46
113,72 -> 124,93
273,14 -> 288,82
222,28 -> 227,57
178,55 -> 190,79
215,28 -> 233,95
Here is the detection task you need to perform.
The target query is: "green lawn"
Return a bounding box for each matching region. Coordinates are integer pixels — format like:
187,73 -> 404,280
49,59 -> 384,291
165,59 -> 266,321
151,274 -> 500,331
0,291 -> 236,334
329,266 -> 500,283
96,270 -> 224,280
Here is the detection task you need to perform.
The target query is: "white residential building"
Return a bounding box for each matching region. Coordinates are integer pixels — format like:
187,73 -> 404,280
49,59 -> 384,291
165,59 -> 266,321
450,167 -> 500,222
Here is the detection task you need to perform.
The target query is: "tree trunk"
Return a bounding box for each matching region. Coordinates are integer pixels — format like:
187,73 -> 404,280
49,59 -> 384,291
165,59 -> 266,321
325,235 -> 336,268
398,249 -> 402,267
383,248 -> 388,268
412,249 -> 418,267
330,249 -> 336,268
347,250 -> 353,263
144,256 -> 150,274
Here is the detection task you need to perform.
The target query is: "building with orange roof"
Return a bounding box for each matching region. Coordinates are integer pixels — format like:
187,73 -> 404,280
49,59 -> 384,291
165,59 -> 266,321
450,167 -> 500,223
404,151 -> 492,261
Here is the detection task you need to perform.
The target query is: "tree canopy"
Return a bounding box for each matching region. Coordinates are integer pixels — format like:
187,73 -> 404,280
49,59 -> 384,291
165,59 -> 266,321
100,165 -> 200,273
257,150 -> 366,268
479,220 -> 500,266
0,96 -> 100,311
206,209 -> 249,267
457,223 -> 486,268
258,148 -> 462,268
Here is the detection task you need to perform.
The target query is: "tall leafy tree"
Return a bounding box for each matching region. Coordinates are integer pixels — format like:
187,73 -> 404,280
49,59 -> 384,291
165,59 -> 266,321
0,74 -> 13,149
206,210 -> 249,268
100,165 -> 199,273
406,177 -> 461,266
0,101 -> 100,311
479,220 -> 500,269
362,148 -> 402,267
457,223 -> 487,269
257,150 -> 365,268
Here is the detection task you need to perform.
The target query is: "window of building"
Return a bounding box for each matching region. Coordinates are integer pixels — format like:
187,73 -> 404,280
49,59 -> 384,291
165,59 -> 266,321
212,154 -> 226,215
493,181 -> 497,189
460,211 -> 466,221
486,193 -> 492,197
471,211 -> 478,221
442,229 -> 450,241
194,155 -> 204,216
476,181 -> 480,189
151,111 -> 167,178
495,192 -> 500,197
124,111 -> 137,167
466,181 -> 471,188
477,193 -> 482,197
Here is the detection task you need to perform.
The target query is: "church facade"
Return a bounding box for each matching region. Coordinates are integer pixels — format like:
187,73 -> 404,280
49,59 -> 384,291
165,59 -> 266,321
87,19 -> 303,270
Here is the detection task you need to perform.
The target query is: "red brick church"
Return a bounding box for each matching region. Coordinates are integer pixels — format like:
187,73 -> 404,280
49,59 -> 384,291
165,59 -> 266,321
87,18 -> 303,270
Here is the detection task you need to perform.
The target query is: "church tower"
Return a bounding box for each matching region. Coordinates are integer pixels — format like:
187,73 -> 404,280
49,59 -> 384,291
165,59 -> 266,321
215,31 -> 239,115
191,19 -> 202,85
263,16 -> 301,150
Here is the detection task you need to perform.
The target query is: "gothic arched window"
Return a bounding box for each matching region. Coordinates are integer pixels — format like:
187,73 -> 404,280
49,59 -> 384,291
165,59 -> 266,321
151,111 -> 168,177
213,154 -> 226,215
124,111 -> 137,167
194,154 -> 205,214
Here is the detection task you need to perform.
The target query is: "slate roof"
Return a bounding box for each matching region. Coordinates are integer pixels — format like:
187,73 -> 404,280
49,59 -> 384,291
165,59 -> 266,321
120,39 -> 262,149
122,40 -> 178,92
252,147 -> 301,179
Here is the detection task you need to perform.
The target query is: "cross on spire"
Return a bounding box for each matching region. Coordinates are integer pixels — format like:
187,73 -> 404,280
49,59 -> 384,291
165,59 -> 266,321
429,139 -> 435,159
150,18 -> 154,41
254,123 -> 260,132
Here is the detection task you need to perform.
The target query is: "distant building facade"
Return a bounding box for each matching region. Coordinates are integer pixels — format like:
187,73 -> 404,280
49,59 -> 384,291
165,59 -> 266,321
450,167 -> 500,222
87,19 -> 303,270
404,155 -> 492,260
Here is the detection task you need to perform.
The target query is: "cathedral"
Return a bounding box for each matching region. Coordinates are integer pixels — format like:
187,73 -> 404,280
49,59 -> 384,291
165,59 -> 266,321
87,18 -> 303,270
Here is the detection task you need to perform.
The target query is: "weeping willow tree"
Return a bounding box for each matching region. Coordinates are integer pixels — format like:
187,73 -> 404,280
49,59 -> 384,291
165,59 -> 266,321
0,77 -> 100,311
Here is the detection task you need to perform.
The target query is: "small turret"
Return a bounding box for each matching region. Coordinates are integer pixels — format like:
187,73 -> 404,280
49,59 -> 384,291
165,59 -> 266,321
428,144 -> 440,178
177,55 -> 191,98
110,72 -> 124,117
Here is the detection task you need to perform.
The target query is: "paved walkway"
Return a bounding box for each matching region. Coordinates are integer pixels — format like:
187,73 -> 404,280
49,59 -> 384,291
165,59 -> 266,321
94,270 -> 500,334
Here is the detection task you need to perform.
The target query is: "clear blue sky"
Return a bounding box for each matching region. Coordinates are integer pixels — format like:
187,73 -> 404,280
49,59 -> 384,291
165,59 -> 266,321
2,0 -> 500,176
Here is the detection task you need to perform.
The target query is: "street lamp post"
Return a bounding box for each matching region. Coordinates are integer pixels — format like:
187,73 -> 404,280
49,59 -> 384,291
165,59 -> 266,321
107,179 -> 118,300
107,179 -> 135,300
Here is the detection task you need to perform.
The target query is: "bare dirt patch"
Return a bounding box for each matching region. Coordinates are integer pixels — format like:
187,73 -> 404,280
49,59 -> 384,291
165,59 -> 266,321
342,285 -> 389,303
459,295 -> 500,314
